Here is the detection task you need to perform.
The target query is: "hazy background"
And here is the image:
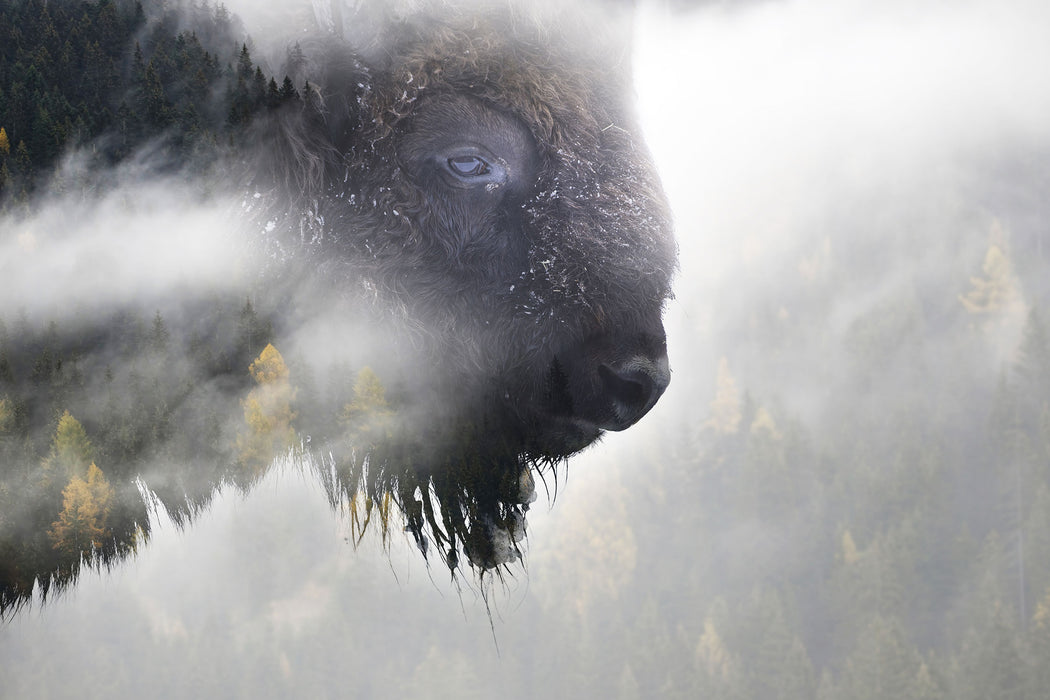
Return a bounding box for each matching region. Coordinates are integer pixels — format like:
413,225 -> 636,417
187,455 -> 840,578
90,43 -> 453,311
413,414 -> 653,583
3,0 -> 1050,697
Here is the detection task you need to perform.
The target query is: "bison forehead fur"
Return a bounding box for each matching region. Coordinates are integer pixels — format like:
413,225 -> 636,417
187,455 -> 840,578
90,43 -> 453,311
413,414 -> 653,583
252,5 -> 677,568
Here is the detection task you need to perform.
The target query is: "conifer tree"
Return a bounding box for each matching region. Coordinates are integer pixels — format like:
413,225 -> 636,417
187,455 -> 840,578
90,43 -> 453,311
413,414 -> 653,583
1014,307 -> 1050,421
42,410 -> 93,484
279,76 -> 300,103
147,310 -> 170,354
693,617 -> 744,699
838,616 -> 921,700
908,661 -> 948,700
142,60 -> 172,127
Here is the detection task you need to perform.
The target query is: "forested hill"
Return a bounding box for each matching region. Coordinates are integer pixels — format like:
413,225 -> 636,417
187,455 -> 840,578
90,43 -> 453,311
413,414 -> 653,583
0,0 -> 297,205
0,0 -> 295,608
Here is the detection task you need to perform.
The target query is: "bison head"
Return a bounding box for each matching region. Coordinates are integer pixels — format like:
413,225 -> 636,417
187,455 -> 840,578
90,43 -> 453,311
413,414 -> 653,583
251,3 -> 677,567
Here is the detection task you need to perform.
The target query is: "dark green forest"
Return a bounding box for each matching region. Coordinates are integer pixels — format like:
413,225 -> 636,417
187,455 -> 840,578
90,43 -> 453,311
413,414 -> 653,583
2,1 -> 1050,698
0,0 -> 298,205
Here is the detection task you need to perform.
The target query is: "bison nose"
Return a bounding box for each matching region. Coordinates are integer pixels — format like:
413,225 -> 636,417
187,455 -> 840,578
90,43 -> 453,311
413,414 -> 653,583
596,353 -> 670,431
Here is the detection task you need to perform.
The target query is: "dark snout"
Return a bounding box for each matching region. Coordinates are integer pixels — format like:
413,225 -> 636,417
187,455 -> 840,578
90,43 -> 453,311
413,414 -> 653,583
596,353 -> 671,430
554,331 -> 671,432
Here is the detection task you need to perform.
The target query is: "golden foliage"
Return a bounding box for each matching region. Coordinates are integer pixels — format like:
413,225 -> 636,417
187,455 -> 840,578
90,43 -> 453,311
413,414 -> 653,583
0,396 -> 12,433
48,463 -> 114,557
237,344 -> 297,474
248,343 -> 291,384
696,618 -> 736,680
543,471 -> 638,618
340,367 -> 396,448
841,530 -> 861,566
351,491 -> 395,544
749,405 -> 782,440
1035,588 -> 1050,631
706,357 -> 742,435
960,225 -> 1023,323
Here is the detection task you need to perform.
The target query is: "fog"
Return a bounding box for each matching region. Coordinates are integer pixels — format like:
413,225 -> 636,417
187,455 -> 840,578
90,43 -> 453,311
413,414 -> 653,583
0,176 -> 241,320
3,0 -> 1050,697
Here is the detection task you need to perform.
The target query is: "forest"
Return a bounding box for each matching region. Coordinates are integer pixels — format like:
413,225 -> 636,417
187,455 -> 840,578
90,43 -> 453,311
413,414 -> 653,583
0,0 -> 310,606
3,0 -> 1050,698
0,0 -> 297,204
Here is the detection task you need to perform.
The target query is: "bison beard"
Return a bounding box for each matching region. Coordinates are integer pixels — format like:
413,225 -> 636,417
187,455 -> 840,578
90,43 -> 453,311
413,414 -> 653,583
248,6 -> 676,569
0,0 -> 675,608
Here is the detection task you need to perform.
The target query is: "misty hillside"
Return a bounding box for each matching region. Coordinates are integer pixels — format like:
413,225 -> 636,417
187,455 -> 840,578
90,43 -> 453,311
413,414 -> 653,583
0,0 -> 296,608
3,0 -> 1050,698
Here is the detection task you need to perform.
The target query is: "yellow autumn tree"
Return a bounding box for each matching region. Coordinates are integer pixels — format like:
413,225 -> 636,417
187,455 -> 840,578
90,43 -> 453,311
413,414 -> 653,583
960,222 -> 1023,324
237,343 -> 297,474
0,127 -> 9,157
340,366 -> 395,447
840,530 -> 861,565
696,617 -> 735,680
1031,588 -> 1050,692
705,357 -> 742,435
42,410 -> 94,486
48,463 -> 115,558
335,368 -> 400,543
543,470 -> 638,618
0,396 -> 12,434
749,405 -> 782,440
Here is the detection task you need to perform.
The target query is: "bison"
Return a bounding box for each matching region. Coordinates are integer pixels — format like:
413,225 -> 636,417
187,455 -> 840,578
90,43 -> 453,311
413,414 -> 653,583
0,0 -> 676,607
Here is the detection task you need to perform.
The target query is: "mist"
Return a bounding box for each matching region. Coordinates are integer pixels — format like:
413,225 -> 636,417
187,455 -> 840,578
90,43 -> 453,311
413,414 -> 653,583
3,0 -> 1050,697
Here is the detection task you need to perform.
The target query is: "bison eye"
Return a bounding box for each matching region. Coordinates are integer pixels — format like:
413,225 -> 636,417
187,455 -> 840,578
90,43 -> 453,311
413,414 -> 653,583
447,155 -> 491,177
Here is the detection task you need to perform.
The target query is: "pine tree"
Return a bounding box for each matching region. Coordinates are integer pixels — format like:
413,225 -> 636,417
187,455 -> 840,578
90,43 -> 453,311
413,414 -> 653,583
147,310 -> 170,354
908,661 -> 947,700
237,298 -> 271,365
838,616 -> 921,700
279,75 -> 299,103
742,588 -> 816,700
951,599 -> 1028,700
1014,307 -> 1050,428
142,60 -> 172,127
14,140 -> 30,177
42,410 -> 93,484
251,66 -> 266,108
693,617 -> 744,700
266,77 -> 281,109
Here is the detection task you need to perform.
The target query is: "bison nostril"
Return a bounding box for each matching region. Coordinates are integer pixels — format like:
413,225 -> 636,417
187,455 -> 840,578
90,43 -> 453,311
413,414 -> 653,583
598,364 -> 651,407
597,357 -> 670,430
